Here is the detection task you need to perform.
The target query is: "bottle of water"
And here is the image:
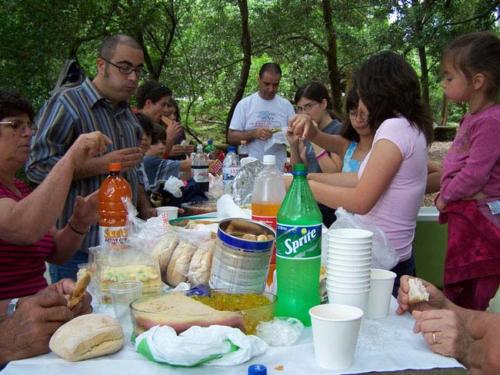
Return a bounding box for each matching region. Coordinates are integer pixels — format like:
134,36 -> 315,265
222,146 -> 240,194
204,139 -> 217,160
238,140 -> 249,159
192,144 -> 209,193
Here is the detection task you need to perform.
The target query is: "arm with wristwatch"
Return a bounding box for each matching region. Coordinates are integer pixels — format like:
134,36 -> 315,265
0,279 -> 92,365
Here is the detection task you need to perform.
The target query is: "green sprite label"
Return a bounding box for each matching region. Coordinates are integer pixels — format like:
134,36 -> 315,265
276,223 -> 321,259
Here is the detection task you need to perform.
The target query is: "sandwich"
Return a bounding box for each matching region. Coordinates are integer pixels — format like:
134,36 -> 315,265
408,278 -> 430,304
49,314 -> 123,361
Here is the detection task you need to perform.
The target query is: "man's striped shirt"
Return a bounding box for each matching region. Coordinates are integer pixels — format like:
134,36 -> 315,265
26,78 -> 142,252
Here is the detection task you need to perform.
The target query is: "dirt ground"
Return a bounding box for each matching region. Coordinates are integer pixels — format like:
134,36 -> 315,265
423,141 -> 451,206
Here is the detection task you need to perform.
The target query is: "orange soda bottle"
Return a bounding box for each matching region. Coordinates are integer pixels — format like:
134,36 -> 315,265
99,163 -> 132,246
251,155 -> 286,284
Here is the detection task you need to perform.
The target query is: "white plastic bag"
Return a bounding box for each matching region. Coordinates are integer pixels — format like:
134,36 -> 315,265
135,325 -> 268,367
329,208 -> 399,270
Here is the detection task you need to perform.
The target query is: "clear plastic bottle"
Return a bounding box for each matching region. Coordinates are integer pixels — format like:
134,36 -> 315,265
238,140 -> 249,159
222,146 -> 240,194
251,155 -> 285,267
275,163 -> 322,326
192,144 -> 209,193
204,139 -> 217,160
99,163 -> 132,246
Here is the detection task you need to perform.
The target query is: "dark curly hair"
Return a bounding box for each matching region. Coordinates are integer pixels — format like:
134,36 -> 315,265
0,89 -> 34,122
294,81 -> 342,121
443,31 -> 500,101
136,80 -> 172,109
354,51 -> 433,145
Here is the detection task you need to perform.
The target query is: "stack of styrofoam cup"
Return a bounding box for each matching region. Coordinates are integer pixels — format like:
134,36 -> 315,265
326,228 -> 373,311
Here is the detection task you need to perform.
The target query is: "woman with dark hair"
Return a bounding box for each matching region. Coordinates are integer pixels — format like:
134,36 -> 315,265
287,81 -> 343,173
289,51 -> 434,294
162,97 -> 194,160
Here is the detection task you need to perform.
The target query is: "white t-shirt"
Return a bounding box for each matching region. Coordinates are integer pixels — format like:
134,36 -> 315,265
358,117 -> 428,262
229,92 -> 295,171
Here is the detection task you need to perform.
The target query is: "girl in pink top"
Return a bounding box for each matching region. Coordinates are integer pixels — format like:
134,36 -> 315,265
437,31 -> 500,310
288,51 -> 433,295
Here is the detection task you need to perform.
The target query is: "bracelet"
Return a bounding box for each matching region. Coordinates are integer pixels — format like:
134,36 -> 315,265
315,149 -> 328,161
68,220 -> 88,236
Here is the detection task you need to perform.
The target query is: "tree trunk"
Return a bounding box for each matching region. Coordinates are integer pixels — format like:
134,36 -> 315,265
417,45 -> 430,108
226,0 -> 252,142
320,0 -> 342,114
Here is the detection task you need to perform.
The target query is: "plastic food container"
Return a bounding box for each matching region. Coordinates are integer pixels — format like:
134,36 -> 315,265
130,290 -> 276,336
210,219 -> 275,294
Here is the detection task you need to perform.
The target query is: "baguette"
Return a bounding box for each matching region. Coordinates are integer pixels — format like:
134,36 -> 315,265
408,278 -> 430,304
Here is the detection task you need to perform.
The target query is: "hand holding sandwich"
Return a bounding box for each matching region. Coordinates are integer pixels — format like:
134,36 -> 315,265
0,279 -> 92,364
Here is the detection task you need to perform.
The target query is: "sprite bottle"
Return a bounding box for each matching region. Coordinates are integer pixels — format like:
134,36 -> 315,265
275,163 -> 322,326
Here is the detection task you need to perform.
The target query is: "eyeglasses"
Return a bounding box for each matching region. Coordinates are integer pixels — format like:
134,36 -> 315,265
295,102 -> 319,113
0,120 -> 36,134
349,110 -> 368,122
100,56 -> 144,76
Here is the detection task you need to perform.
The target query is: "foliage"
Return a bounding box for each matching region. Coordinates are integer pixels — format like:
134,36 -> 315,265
0,0 -> 498,141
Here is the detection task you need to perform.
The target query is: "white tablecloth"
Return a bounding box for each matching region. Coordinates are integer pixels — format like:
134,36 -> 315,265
3,299 -> 462,375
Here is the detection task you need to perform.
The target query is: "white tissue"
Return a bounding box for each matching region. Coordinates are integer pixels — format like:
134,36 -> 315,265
163,176 -> 184,198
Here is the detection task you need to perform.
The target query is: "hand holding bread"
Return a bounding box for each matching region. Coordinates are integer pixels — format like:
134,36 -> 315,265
396,275 -> 447,315
68,270 -> 91,309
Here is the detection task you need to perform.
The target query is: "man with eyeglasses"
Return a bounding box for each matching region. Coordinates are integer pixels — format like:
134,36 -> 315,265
27,34 -> 155,282
228,63 -> 295,171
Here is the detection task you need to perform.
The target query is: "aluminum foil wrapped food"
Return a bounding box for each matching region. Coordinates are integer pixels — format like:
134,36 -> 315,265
231,159 -> 264,206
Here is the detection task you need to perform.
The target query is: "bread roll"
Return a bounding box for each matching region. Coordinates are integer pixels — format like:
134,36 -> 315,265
188,239 -> 216,285
151,233 -> 179,283
49,314 -> 123,361
166,241 -> 197,286
408,278 -> 430,304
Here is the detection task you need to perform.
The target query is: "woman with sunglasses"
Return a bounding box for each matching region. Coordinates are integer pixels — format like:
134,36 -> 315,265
0,90 -> 110,299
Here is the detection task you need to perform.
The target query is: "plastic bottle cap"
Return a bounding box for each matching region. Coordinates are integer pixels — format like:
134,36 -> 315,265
108,162 -> 121,172
208,139 -> 213,144
263,155 -> 276,165
292,163 -> 306,172
227,146 -> 236,153
248,364 -> 267,375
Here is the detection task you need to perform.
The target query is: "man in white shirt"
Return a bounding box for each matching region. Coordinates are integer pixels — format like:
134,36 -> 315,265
228,63 -> 295,171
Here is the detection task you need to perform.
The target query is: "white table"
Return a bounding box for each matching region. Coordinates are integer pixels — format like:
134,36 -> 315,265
3,299 -> 462,375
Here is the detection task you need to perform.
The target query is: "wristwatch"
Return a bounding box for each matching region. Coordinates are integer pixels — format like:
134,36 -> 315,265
7,298 -> 19,317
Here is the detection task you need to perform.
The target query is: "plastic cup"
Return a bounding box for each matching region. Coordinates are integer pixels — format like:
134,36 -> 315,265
328,253 -> 372,262
327,243 -> 372,253
156,206 -> 179,220
327,261 -> 372,272
329,228 -> 373,242
309,304 -> 363,370
109,281 -> 143,341
327,289 -> 370,310
366,268 -> 397,319
326,281 -> 370,292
